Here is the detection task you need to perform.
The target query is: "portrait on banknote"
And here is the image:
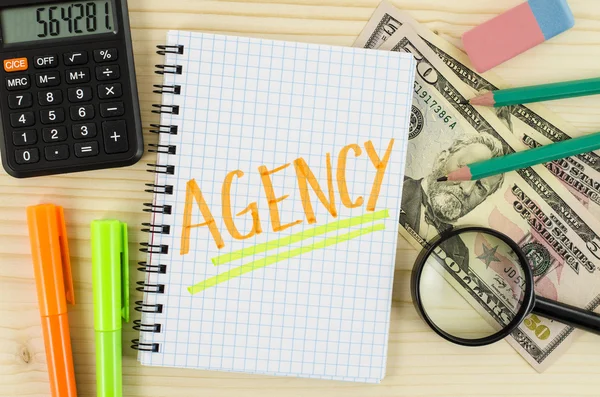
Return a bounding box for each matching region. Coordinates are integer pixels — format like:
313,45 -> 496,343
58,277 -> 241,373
401,134 -> 505,271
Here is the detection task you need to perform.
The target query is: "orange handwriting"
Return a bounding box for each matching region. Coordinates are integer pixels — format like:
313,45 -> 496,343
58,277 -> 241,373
181,179 -> 224,254
294,153 -> 337,224
222,170 -> 262,240
365,139 -> 394,211
180,139 -> 395,252
337,143 -> 364,209
259,163 -> 303,232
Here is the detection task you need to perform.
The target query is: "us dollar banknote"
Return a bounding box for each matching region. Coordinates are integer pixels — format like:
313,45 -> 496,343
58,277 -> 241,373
369,26 -> 600,371
354,1 -> 600,218
353,1 -> 401,50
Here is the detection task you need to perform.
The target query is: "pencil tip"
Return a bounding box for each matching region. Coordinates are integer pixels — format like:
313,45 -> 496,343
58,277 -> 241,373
437,176 -> 448,182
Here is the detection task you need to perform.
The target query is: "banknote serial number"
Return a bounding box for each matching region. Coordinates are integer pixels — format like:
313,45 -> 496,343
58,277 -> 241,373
414,81 -> 457,129
501,267 -> 550,340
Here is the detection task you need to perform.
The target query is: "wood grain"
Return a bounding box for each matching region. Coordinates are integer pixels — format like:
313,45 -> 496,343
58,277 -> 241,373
2,0 -> 600,396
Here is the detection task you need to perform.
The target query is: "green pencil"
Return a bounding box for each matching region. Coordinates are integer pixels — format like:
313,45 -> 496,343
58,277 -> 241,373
437,131 -> 600,182
469,77 -> 600,107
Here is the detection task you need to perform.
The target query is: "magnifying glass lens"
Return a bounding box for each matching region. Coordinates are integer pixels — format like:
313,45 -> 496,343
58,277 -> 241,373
418,230 -> 528,341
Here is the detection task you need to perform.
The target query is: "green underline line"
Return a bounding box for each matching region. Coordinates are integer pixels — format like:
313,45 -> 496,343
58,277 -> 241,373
188,222 -> 386,295
212,209 -> 390,266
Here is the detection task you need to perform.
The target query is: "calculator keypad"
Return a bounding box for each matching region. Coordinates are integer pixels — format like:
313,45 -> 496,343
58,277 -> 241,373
36,71 -> 61,88
6,75 -> 31,91
8,93 -> 33,109
70,105 -> 95,121
98,83 -> 122,99
94,49 -> 118,63
1,45 -> 139,177
96,65 -> 120,81
64,51 -> 88,66
68,87 -> 93,102
66,68 -> 91,84
101,102 -> 125,118
13,130 -> 37,146
38,90 -> 63,106
102,120 -> 129,154
40,108 -> 65,124
11,112 -> 35,127
72,123 -> 97,139
15,148 -> 39,164
34,55 -> 58,69
45,145 -> 70,161
74,141 -> 99,158
43,127 -> 68,143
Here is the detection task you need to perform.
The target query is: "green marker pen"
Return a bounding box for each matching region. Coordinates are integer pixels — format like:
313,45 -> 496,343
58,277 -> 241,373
91,220 -> 129,397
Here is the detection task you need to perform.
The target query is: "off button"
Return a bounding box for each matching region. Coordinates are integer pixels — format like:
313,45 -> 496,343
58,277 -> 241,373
4,57 -> 28,72
34,55 -> 58,69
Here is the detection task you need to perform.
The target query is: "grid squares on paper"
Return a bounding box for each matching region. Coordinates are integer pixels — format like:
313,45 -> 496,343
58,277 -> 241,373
138,30 -> 416,384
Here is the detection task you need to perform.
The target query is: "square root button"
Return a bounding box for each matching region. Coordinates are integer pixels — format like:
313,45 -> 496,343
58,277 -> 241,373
102,120 -> 128,154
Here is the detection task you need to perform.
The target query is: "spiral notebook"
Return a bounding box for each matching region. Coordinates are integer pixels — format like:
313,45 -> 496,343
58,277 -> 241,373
136,31 -> 416,383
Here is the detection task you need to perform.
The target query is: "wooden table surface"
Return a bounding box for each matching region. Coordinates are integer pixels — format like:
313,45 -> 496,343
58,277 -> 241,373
2,0 -> 600,396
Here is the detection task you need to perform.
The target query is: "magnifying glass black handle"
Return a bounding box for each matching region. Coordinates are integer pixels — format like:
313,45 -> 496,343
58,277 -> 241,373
534,296 -> 600,335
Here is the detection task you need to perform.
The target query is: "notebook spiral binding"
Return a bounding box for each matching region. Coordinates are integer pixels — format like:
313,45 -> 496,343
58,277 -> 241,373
131,44 -> 185,354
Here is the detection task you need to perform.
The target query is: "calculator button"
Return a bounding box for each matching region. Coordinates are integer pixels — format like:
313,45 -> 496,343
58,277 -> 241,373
66,68 -> 91,84
40,108 -> 65,124
42,127 -> 68,143
102,120 -> 128,154
10,111 -> 35,127
4,58 -> 28,72
45,145 -> 70,161
8,93 -> 33,109
6,75 -> 30,91
96,65 -> 120,81
64,51 -> 88,66
15,148 -> 39,164
74,141 -> 99,158
100,102 -> 125,118
68,87 -> 93,102
38,90 -> 63,106
98,83 -> 122,99
34,55 -> 58,69
72,123 -> 97,139
70,105 -> 95,121
36,71 -> 60,88
94,48 -> 118,63
12,130 -> 37,146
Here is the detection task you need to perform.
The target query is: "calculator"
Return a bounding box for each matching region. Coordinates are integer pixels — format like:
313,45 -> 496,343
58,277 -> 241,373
0,0 -> 142,178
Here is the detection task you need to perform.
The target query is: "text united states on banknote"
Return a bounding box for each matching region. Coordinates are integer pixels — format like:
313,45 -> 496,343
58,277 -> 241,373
354,7 -> 600,371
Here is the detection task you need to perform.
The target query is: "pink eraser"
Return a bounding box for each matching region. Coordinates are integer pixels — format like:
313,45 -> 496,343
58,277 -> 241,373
462,0 -> 575,73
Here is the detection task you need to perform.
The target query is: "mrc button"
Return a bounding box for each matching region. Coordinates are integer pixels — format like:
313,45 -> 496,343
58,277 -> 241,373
4,58 -> 28,72
6,75 -> 31,91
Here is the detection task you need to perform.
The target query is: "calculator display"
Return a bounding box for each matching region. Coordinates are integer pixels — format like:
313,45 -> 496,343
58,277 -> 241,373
1,1 -> 116,44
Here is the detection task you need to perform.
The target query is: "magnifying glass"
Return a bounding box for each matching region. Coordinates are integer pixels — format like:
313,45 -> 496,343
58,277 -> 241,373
411,227 -> 600,346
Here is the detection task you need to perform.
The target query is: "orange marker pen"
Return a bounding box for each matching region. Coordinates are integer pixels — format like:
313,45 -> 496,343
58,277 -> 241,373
26,204 -> 77,397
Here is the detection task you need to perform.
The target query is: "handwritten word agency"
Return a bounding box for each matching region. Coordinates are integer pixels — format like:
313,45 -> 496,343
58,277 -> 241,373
180,139 -> 395,253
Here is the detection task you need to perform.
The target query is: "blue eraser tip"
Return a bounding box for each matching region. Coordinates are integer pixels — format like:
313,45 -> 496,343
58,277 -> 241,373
529,0 -> 575,40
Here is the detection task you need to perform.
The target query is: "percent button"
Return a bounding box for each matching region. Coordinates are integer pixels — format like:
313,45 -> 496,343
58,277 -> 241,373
94,48 -> 118,63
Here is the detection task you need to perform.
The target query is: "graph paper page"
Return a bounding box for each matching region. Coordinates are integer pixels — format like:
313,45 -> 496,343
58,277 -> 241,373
139,31 -> 416,383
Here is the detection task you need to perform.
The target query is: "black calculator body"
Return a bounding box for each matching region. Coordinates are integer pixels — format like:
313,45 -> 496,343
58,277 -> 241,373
0,0 -> 142,178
